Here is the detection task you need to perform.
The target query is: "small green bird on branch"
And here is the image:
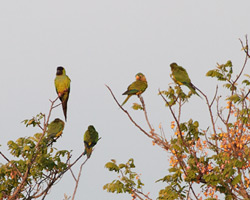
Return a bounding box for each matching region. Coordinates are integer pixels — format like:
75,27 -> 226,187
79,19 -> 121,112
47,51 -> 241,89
122,72 -> 148,106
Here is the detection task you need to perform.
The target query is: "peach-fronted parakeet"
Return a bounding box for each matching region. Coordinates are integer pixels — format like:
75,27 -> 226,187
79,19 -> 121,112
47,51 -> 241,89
170,63 -> 200,96
83,125 -> 99,158
122,72 -> 148,106
47,118 -> 65,142
55,66 -> 71,121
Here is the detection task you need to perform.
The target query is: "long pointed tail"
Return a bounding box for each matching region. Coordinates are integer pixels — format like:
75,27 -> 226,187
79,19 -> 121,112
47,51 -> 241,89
62,101 -> 67,121
121,95 -> 131,106
189,83 -> 202,98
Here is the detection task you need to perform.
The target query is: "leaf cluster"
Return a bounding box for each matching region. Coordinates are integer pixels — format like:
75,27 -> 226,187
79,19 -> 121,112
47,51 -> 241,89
159,86 -> 192,107
0,116 -> 71,199
103,159 -> 145,196
206,60 -> 233,82
105,42 -> 250,200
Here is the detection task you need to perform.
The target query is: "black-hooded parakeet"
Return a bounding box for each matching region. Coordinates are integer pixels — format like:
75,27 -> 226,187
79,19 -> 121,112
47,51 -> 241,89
54,66 -> 71,121
47,118 -> 65,142
170,63 -> 200,96
83,125 -> 99,158
122,72 -> 148,106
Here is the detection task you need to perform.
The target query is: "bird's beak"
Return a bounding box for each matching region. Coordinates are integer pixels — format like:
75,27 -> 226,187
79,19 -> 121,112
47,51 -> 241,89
56,69 -> 62,75
136,75 -> 140,80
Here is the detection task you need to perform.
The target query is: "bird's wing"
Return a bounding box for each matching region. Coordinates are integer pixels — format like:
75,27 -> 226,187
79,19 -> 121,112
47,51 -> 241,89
173,67 -> 191,84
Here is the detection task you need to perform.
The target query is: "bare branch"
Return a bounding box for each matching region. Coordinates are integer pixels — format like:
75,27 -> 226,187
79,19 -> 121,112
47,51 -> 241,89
239,35 -> 250,58
133,191 -> 144,200
158,89 -> 182,138
133,189 -> 152,200
71,158 -> 88,200
70,168 -> 77,182
210,85 -> 218,107
38,152 -> 85,200
195,87 -> 219,151
139,96 -> 154,132
105,85 -> 153,139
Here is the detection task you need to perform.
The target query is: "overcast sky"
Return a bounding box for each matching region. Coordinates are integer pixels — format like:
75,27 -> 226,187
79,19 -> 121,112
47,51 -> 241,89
1,1 -> 250,199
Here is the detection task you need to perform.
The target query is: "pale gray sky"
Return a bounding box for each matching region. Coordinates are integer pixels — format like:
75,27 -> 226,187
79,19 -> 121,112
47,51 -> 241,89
1,1 -> 250,199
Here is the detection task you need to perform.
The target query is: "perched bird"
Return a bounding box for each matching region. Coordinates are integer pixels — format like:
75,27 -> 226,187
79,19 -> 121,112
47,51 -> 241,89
83,125 -> 99,158
170,63 -> 200,96
54,66 -> 71,121
47,118 -> 65,142
122,72 -> 148,106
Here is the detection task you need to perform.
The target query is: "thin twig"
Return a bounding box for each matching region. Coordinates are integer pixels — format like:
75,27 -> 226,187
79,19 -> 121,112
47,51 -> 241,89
70,168 -> 77,182
158,89 -> 182,138
239,35 -> 250,58
195,87 -> 218,151
216,97 -> 226,125
242,89 -> 250,101
210,85 -> 218,107
71,158 -> 88,200
0,151 -> 10,163
40,152 -> 85,200
238,36 -> 250,101
139,96 -> 154,132
37,124 -> 44,131
134,189 -> 153,200
178,98 -> 182,122
52,103 -> 62,109
186,184 -> 191,200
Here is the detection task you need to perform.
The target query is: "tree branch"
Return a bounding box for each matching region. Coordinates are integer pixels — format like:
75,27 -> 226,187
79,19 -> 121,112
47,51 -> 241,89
71,158 -> 88,200
9,96 -> 60,200
105,84 -> 153,139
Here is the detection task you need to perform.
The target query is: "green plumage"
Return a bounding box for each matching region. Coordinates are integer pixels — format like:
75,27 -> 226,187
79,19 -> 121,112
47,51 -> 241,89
170,63 -> 200,96
83,125 -> 99,158
122,72 -> 148,106
47,118 -> 65,141
54,66 -> 71,121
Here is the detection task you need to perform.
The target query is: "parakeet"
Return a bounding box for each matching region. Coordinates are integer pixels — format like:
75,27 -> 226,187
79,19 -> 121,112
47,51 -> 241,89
47,118 -> 65,142
83,125 -> 99,158
54,66 -> 71,121
122,72 -> 148,106
170,63 -> 200,96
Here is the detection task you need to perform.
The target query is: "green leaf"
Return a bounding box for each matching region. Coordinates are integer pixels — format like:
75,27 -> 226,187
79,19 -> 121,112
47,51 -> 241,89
132,103 -> 143,110
223,83 -> 232,89
169,167 -> 177,173
226,94 -> 241,103
231,173 -> 241,185
118,164 -> 126,169
206,70 -> 226,81
242,79 -> 250,86
103,180 -> 125,193
23,145 -> 30,151
105,162 -> 119,172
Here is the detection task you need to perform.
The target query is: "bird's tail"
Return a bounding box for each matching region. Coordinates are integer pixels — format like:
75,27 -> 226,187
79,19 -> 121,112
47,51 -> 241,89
62,101 -> 67,121
121,95 -> 131,106
84,147 -> 92,158
189,84 -> 202,98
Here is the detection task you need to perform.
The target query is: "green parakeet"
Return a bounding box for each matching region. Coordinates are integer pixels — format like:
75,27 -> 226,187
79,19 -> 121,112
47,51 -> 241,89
122,72 -> 148,106
83,125 -> 99,158
55,66 -> 71,121
170,63 -> 200,96
47,118 -> 65,142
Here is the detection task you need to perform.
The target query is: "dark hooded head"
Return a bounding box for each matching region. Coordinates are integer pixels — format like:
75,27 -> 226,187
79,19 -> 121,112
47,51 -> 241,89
56,66 -> 65,76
